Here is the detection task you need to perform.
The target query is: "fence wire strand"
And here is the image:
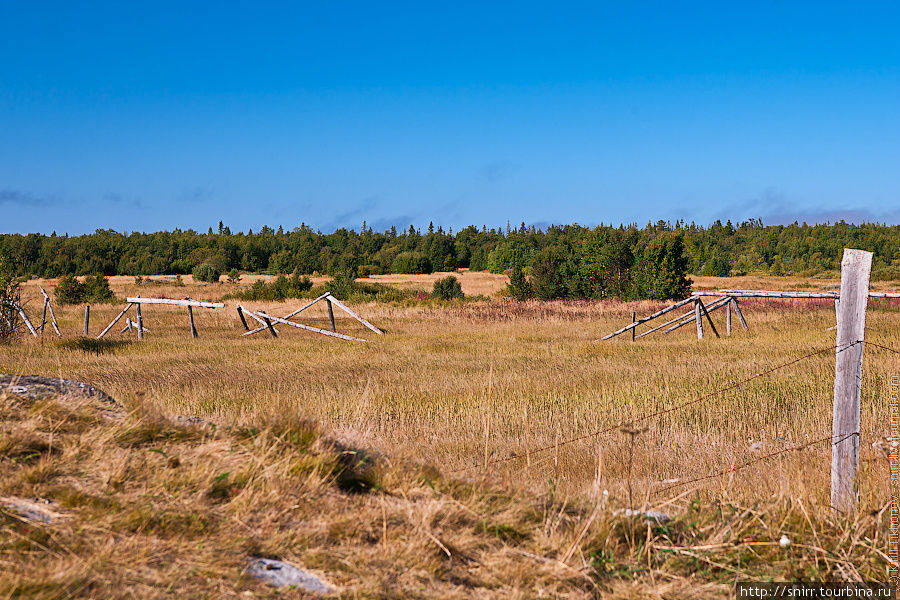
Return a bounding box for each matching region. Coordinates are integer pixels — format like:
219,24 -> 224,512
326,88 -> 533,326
652,432 -> 858,497
456,341 -> 863,474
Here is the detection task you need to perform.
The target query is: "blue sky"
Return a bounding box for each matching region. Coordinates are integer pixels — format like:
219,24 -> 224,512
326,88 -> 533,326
2,2 -> 899,234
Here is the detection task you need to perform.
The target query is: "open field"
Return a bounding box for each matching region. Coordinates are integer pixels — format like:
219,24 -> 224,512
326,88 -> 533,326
2,274 -> 900,597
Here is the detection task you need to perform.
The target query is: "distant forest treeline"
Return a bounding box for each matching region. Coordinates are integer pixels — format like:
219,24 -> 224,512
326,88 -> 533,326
2,219 -> 899,300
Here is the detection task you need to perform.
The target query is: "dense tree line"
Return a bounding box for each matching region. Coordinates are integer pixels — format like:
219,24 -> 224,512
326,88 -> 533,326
2,219 -> 899,300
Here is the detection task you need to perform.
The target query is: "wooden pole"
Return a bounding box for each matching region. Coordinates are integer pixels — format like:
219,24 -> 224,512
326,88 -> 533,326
631,311 -> 636,342
241,306 -> 368,342
698,298 -> 720,338
831,248 -> 873,512
237,306 -> 250,331
258,311 -> 277,338
640,296 -> 729,338
601,296 -> 697,340
325,295 -> 383,334
84,305 -> 90,336
97,303 -> 134,339
15,305 -> 38,337
694,300 -> 703,340
731,298 -> 748,330
188,306 -> 198,338
726,299 -> 732,336
41,288 -> 60,336
327,299 -> 336,332
237,305 -> 279,337
40,298 -> 48,333
243,293 -> 330,336
136,300 -> 144,340
663,297 -> 731,334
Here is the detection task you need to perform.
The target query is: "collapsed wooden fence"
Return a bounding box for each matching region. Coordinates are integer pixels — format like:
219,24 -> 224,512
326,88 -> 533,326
236,292 -> 383,343
603,288 -> 900,341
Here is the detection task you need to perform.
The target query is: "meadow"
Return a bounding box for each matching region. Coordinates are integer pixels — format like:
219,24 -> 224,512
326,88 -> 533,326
1,270 -> 899,598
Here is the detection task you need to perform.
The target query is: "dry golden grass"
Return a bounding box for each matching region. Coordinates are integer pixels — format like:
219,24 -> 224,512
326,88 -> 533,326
357,269 -> 508,297
2,274 -> 900,597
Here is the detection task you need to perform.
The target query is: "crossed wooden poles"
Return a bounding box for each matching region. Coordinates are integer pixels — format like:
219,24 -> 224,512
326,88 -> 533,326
0,287 -> 61,338
236,293 -> 383,343
96,297 -> 225,339
603,288 -> 900,341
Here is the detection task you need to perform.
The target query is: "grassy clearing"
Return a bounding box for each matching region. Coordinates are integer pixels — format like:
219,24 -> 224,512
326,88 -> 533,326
2,274 -> 899,596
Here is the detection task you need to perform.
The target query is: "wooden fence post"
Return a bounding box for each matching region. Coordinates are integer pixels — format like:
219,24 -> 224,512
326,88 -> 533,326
237,306 -> 250,331
327,299 -> 336,332
831,248 -> 873,512
188,306 -> 198,338
40,298 -> 48,334
694,300 -> 703,340
136,300 -> 144,340
631,311 -> 636,342
84,305 -> 90,336
731,298 -> 748,330
726,299 -> 732,336
698,299 -> 720,338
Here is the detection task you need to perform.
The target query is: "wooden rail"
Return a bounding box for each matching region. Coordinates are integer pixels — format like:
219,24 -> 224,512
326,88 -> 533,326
126,297 -> 224,308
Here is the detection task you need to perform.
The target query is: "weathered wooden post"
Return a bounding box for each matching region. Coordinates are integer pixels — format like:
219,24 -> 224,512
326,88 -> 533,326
135,299 -> 144,340
40,298 -> 48,334
726,299 -> 731,336
84,305 -> 90,336
631,311 -> 636,342
236,306 -> 250,331
40,288 -> 60,336
694,300 -> 703,340
327,298 -> 336,333
831,248 -> 872,512
698,299 -> 720,338
258,310 -> 277,338
731,298 -> 748,330
188,305 -> 198,338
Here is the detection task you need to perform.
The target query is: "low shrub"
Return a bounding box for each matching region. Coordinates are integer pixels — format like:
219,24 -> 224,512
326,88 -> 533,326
192,263 -> 221,283
231,271 -> 313,301
54,274 -> 85,305
432,275 -> 464,300
55,274 -> 116,305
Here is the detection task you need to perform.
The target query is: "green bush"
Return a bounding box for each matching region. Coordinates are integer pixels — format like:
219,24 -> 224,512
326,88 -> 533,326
55,274 -> 86,305
55,273 -> 115,304
432,275 -> 464,300
326,271 -> 357,299
83,274 -> 114,302
192,263 -> 221,283
169,259 -> 192,275
506,267 -> 533,301
391,252 -> 432,274
232,271 -> 313,301
226,269 -> 241,284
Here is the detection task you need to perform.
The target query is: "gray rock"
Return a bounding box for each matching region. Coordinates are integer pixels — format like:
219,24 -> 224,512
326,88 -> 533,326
615,508 -> 672,523
0,374 -> 116,404
0,497 -> 64,524
247,558 -> 334,594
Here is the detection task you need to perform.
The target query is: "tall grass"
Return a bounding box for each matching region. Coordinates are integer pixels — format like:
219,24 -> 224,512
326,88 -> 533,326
1,273 -> 898,594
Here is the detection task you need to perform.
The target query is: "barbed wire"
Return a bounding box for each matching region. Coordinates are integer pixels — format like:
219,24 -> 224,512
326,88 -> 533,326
454,341 -> 860,474
865,340 -> 900,356
652,432 -> 858,497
